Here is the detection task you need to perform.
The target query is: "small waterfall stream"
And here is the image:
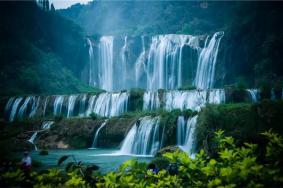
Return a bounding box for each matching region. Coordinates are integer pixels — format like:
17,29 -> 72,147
28,121 -> 54,151
178,115 -> 198,155
119,116 -> 162,156
91,120 -> 108,148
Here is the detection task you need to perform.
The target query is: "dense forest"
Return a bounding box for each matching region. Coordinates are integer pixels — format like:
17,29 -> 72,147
0,1 -> 98,96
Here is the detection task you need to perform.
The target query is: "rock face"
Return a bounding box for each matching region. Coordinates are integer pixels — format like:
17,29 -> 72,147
36,117 -> 137,149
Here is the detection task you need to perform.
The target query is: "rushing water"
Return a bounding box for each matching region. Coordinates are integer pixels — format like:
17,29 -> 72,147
195,31 -> 224,89
91,120 -> 108,148
247,89 -> 259,103
178,115 -> 198,155
119,116 -> 162,156
87,33 -> 224,91
28,121 -> 54,151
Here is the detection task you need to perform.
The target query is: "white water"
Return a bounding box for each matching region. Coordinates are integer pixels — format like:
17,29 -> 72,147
29,96 -> 40,118
43,97 -> 49,117
53,96 -> 64,116
247,89 -> 259,103
92,92 -> 129,117
17,97 -> 32,119
119,116 -> 161,155
179,115 -> 198,155
177,116 -> 186,145
88,33 -> 224,91
208,89 -> 226,104
143,91 -> 160,110
67,95 -> 78,117
144,35 -> 200,90
87,38 -> 94,86
98,36 -> 114,91
9,97 -> 23,122
165,90 -> 207,111
28,121 -> 54,151
195,32 -> 224,89
79,94 -> 87,117
91,120 -> 108,148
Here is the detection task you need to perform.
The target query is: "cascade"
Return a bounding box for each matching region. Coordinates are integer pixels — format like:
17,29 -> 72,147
87,38 -> 94,86
17,97 -> 32,119
67,95 -> 78,117
43,97 -> 49,117
28,121 -> 54,151
53,96 -> 64,116
208,89 -> 226,104
92,92 -> 129,117
165,90 -> 207,111
79,94 -> 87,117
179,115 -> 198,154
177,116 -> 186,145
86,95 -> 96,116
9,97 -> 23,122
89,33 -> 225,91
195,31 -> 224,89
143,91 -> 160,110
91,120 -> 108,148
29,96 -> 40,118
247,89 -> 259,103
98,36 -> 114,91
145,35 -> 200,90
135,36 -> 146,88
119,116 -> 161,155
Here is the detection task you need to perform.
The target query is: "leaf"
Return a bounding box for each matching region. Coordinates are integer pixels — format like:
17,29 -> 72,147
57,155 -> 70,166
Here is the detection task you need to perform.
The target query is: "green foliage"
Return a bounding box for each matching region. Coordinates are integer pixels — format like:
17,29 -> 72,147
89,113 -> 101,120
95,130 -> 283,187
1,130 -> 282,187
195,101 -> 283,154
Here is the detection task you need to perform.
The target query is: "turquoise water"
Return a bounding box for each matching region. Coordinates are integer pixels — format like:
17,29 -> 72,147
30,149 -> 153,173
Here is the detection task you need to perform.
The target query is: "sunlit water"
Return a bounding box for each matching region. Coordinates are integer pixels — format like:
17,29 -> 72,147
29,149 -> 152,173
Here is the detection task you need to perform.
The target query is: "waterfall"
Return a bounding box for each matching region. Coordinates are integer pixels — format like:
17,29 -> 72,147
86,33 -> 224,91
92,92 -> 129,117
164,90 -> 207,111
177,116 -> 186,145
54,96 -> 64,116
143,91 -> 160,110
208,89 -> 226,104
28,132 -> 38,151
119,116 -> 161,155
79,94 -> 87,117
195,31 -> 224,89
145,35 -> 199,90
17,97 -> 32,119
91,120 -> 107,148
67,95 -> 78,117
120,36 -> 128,87
87,38 -> 94,86
247,89 -> 259,103
43,97 -> 49,117
86,95 -> 96,116
9,97 -> 23,122
29,96 -> 40,118
179,115 -> 198,155
135,36 -> 146,88
28,121 -> 54,151
98,36 -> 114,91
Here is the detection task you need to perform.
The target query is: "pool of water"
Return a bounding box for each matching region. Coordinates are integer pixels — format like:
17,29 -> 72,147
30,149 -> 153,173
